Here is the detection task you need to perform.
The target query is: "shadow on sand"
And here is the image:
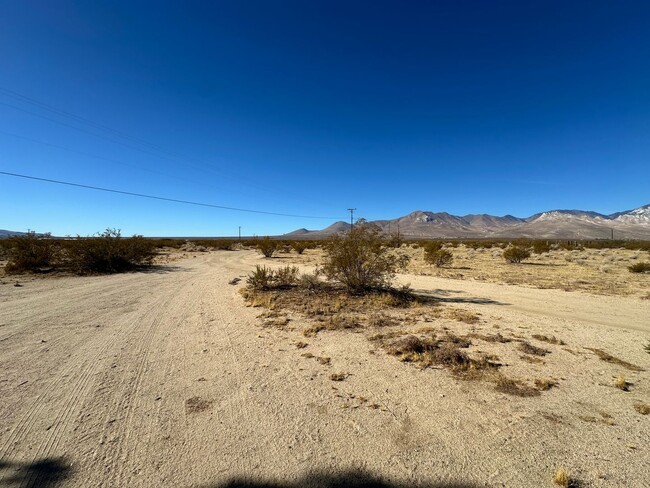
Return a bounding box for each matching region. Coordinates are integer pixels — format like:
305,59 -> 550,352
201,469 -> 480,488
0,457 -> 71,488
412,288 -> 508,306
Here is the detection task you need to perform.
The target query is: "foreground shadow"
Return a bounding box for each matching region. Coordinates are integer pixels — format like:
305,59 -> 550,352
413,288 -> 508,306
0,457 -> 71,488
202,469 -> 480,488
140,264 -> 191,274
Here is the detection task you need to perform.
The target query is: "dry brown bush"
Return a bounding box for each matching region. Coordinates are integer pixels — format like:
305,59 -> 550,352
321,221 -> 409,294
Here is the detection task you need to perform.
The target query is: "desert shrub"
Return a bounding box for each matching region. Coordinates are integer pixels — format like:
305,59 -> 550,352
149,238 -> 184,249
532,241 -> 551,254
386,233 -> 403,248
247,265 -> 275,290
274,265 -> 299,287
5,231 -> 60,273
628,262 -> 650,273
246,265 -> 299,290
290,241 -> 309,255
208,239 -> 236,250
423,241 -> 443,253
65,229 -> 156,274
256,237 -> 278,258
320,221 -> 409,294
424,247 -> 453,267
503,245 -> 531,264
298,272 -> 321,291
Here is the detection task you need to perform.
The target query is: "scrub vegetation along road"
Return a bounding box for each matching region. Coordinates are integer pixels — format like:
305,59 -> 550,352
0,250 -> 648,487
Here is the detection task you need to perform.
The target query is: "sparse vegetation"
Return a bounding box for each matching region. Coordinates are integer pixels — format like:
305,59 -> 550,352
246,265 -> 299,290
634,403 -> 650,415
614,375 -> 628,391
503,245 -> 531,264
66,229 -> 156,274
256,237 -> 279,258
531,334 -> 566,345
628,262 -> 650,273
424,246 -> 454,268
4,229 -> 158,275
290,241 -> 309,255
532,241 -> 551,254
585,348 -> 643,372
534,379 -> 557,391
494,376 -> 540,397
518,341 -> 550,357
552,467 -> 571,487
320,221 -> 409,294
5,231 -> 61,273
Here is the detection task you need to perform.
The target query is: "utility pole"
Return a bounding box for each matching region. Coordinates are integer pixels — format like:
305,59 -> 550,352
347,208 -> 356,230
238,226 -> 241,241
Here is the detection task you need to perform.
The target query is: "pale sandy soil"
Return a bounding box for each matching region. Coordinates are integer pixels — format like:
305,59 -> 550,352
0,250 -> 648,487
277,245 -> 650,298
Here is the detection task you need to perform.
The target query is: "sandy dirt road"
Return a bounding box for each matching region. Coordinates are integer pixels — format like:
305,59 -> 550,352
0,251 -> 648,487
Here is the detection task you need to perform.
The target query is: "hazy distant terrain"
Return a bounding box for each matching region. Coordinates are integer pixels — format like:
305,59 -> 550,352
288,204 -> 650,240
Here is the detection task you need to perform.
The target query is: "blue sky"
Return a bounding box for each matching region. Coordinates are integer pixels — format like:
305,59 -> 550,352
1,1 -> 649,236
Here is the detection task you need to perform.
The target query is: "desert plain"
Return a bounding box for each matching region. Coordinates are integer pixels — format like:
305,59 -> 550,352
0,244 -> 648,487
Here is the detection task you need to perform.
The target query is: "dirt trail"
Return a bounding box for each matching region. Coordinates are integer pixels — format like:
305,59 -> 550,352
0,251 -> 648,487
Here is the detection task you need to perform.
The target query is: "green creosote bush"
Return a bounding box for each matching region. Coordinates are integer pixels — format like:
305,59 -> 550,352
423,242 -> 453,267
503,245 -> 531,264
290,241 -> 310,255
66,228 -> 156,274
320,220 -> 410,294
532,241 -> 551,254
256,237 -> 279,258
5,231 -> 60,273
247,265 -> 300,290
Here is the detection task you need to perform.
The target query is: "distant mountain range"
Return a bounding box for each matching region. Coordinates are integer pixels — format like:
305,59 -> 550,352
0,229 -> 28,238
286,204 -> 650,240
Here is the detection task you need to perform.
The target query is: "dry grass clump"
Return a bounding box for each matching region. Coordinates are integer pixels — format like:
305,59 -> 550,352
614,375 -> 629,391
467,332 -> 511,343
518,341 -> 550,357
634,403 -> 650,415
520,355 -> 545,364
367,313 -> 399,328
445,308 -> 480,324
628,261 -> 650,273
494,376 -> 540,397
534,379 -> 558,391
381,333 -> 500,380
552,467 -> 571,487
532,334 -> 566,345
585,348 -> 644,372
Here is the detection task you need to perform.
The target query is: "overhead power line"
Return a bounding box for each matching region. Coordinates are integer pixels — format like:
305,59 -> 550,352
0,86 -> 182,157
0,171 -> 339,220
0,89 -> 310,198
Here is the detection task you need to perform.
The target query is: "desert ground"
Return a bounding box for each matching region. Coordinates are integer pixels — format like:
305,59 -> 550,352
0,247 -> 649,487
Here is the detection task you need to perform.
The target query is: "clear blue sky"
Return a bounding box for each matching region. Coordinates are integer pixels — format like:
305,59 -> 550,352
1,1 -> 649,236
